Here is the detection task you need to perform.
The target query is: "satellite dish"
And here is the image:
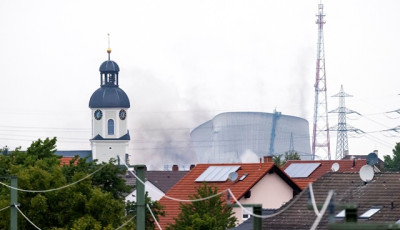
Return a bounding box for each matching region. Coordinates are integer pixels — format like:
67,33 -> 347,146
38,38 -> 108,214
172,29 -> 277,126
331,162 -> 340,172
228,172 -> 238,182
360,165 -> 374,182
366,152 -> 378,166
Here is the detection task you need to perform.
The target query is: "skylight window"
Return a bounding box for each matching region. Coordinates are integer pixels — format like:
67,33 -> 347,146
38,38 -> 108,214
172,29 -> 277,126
239,174 -> 248,181
359,208 -> 381,219
336,210 -> 345,218
195,166 -> 240,182
284,163 -> 321,178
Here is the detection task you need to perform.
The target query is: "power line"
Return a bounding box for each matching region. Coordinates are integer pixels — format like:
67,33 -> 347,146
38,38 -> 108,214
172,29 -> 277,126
115,215 -> 136,230
15,206 -> 41,230
0,164 -> 105,193
147,204 -> 162,230
120,158 -> 228,203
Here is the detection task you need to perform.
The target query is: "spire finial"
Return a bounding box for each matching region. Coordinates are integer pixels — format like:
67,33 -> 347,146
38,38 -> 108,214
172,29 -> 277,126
107,33 -> 111,60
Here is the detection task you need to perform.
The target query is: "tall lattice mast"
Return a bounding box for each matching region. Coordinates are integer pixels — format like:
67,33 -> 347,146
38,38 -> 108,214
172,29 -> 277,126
312,1 -> 331,160
329,85 -> 363,159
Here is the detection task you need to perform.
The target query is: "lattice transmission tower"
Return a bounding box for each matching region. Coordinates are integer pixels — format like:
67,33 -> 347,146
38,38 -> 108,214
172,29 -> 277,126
312,1 -> 331,160
329,85 -> 364,159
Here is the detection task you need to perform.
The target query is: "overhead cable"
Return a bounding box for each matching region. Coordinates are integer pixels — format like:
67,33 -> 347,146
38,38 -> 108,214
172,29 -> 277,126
15,205 -> 42,230
147,204 -> 162,230
0,164 -> 106,193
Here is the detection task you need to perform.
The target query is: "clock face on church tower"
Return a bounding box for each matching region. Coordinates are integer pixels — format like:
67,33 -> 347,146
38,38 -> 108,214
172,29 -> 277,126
119,109 -> 127,120
94,110 -> 103,120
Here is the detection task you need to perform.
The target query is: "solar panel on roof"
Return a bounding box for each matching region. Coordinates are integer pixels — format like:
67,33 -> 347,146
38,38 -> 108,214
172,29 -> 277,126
284,163 -> 321,178
195,166 -> 240,182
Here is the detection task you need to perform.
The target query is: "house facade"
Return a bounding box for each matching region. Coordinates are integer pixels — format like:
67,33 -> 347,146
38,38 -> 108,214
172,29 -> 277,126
158,162 -> 301,228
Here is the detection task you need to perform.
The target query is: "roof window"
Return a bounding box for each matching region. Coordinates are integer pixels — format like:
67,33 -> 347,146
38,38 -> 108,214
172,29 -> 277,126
336,210 -> 345,218
239,174 -> 248,181
359,207 -> 381,219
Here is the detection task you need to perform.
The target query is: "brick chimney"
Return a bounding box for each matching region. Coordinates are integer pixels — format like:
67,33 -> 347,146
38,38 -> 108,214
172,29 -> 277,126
264,156 -> 273,163
172,165 -> 179,171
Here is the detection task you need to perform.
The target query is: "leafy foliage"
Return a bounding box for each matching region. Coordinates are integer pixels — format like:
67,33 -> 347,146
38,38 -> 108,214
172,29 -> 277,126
273,151 -> 301,167
166,183 -> 236,230
383,142 -> 400,171
0,137 -> 138,229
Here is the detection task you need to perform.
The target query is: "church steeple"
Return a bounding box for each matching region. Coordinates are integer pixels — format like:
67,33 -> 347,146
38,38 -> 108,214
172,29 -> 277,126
89,36 -> 131,164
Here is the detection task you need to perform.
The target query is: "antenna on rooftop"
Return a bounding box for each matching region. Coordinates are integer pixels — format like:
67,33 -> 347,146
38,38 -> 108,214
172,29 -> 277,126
359,165 -> 374,182
366,152 -> 378,166
228,172 -> 238,182
331,162 -> 340,172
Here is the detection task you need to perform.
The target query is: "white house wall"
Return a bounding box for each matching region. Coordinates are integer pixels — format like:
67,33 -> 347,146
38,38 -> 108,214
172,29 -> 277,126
125,181 -> 164,202
233,172 -> 294,225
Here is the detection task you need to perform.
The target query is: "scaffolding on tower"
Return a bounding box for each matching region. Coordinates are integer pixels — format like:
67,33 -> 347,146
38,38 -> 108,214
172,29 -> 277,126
312,1 -> 331,160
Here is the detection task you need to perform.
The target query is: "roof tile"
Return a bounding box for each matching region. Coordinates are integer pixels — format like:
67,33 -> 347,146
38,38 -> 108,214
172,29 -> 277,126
158,162 -> 300,228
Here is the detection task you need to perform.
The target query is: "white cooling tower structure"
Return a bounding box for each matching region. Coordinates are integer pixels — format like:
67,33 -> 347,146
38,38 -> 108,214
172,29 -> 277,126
190,112 -> 312,163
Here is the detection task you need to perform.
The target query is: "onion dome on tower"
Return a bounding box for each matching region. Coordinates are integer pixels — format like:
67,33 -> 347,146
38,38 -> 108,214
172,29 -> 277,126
89,47 -> 130,108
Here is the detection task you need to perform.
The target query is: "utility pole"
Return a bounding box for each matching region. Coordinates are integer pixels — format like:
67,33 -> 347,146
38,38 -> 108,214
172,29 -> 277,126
10,176 -> 18,230
135,165 -> 146,230
312,0 -> 331,160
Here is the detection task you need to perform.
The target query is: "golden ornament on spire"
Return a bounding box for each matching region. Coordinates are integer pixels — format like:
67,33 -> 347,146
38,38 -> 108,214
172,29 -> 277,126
107,33 -> 112,54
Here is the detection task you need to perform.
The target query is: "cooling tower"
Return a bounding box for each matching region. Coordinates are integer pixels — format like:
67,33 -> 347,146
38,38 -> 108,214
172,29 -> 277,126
190,112 -> 312,163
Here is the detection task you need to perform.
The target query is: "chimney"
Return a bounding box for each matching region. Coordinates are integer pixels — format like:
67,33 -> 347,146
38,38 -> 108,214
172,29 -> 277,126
190,164 -> 195,170
264,156 -> 273,163
172,165 -> 179,171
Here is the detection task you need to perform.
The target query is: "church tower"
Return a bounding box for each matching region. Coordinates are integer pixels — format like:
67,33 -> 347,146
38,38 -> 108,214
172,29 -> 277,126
89,45 -> 131,164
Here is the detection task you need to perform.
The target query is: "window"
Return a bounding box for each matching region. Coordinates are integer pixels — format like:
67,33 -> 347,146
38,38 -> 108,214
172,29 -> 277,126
242,207 -> 253,220
336,210 -> 345,218
108,119 -> 114,135
239,174 -> 248,181
359,208 -> 381,219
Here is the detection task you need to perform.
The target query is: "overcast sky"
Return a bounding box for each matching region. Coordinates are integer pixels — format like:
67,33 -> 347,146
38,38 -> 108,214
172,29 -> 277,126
1,0 -> 400,169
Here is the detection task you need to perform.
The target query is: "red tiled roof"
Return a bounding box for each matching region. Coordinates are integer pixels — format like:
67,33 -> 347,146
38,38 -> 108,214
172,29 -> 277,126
60,157 -> 78,166
158,162 -> 301,228
281,159 -> 366,189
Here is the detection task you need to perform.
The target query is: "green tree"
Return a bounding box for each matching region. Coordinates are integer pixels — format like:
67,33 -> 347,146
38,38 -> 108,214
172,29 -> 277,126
273,154 -> 283,166
166,183 -> 236,230
383,142 -> 400,171
0,137 -> 134,230
273,151 -> 301,167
